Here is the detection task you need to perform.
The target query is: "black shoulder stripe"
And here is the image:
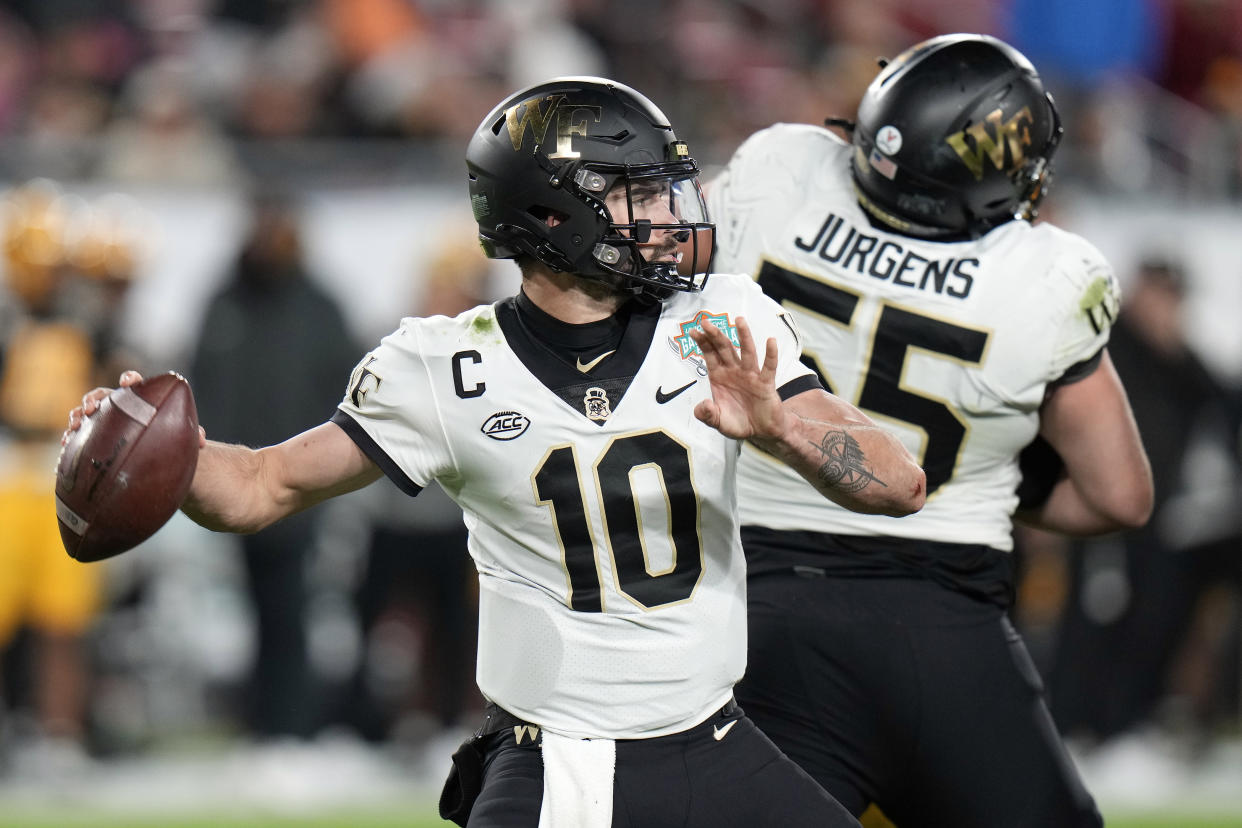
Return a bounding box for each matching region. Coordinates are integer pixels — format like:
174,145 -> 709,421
330,409 -> 423,496
777,373 -> 822,401
1049,346 -> 1104,389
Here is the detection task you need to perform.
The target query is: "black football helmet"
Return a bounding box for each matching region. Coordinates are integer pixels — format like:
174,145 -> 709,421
466,76 -> 714,297
850,34 -> 1063,240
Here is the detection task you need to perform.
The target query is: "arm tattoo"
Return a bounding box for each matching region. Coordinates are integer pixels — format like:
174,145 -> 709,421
808,430 -> 887,493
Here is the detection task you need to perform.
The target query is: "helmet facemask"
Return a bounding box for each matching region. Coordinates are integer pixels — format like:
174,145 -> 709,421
1009,92 -> 1063,225
566,155 -> 714,296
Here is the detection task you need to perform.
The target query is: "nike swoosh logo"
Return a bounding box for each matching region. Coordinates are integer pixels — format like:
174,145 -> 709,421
576,350 -> 616,373
655,380 -> 696,404
713,720 -> 737,741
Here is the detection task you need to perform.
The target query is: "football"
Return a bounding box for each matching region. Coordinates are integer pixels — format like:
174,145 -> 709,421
55,371 -> 201,562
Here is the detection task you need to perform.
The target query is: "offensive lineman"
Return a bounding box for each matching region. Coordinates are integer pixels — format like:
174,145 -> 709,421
708,35 -> 1153,828
66,77 -> 924,827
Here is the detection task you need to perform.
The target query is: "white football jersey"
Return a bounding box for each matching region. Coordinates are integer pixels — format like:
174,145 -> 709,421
334,273 -> 813,739
709,124 -> 1120,551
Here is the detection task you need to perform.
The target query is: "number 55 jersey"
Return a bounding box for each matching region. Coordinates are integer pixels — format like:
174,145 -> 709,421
332,273 -> 815,740
708,124 -> 1119,553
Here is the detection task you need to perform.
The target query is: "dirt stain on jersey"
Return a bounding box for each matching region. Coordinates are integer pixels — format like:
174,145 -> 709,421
469,313 -> 500,342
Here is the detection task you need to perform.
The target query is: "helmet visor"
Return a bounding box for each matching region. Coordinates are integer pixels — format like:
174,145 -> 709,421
596,171 -> 714,291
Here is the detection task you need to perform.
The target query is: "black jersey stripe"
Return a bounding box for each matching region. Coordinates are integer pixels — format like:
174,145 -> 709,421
330,409 -> 423,496
777,373 -> 824,401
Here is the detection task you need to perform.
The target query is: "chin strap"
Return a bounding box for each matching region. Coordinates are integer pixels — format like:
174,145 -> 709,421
853,184 -> 952,239
489,223 -> 576,272
853,183 -> 1006,241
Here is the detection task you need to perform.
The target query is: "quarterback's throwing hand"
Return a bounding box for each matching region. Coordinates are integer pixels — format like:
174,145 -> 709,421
64,370 -> 144,443
690,316 -> 794,442
63,370 -> 207,449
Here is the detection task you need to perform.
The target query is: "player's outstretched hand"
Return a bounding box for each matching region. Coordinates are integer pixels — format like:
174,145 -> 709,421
689,316 -> 794,443
64,370 -> 207,448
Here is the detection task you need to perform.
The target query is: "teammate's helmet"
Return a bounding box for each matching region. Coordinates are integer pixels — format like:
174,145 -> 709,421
851,34 -> 1063,240
466,76 -> 713,297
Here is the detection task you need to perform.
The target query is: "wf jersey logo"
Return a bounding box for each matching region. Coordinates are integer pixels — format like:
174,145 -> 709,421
945,106 -> 1034,181
506,95 -> 602,159
674,311 -> 739,359
513,724 -> 541,745
481,411 -> 531,440
348,355 -> 382,407
1080,274 -> 1120,335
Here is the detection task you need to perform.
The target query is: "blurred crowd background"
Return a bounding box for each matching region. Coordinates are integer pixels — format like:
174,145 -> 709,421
1,0 -> 1242,818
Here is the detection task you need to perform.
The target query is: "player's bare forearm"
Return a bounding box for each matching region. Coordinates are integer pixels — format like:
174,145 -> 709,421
182,423 -> 382,534
1015,460 -> 1151,536
1018,351 -> 1153,535
688,317 -> 924,516
754,398 -> 926,516
1013,479 -> 1118,535
181,441 -> 283,533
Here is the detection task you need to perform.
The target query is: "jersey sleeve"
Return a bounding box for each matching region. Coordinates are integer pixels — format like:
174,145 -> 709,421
332,320 -> 453,494
1045,234 -> 1121,383
734,274 -> 819,398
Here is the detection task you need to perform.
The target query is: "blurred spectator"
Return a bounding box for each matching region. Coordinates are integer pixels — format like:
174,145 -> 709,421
1157,0 -> 1242,108
230,12 -> 337,140
321,0 -> 435,136
490,0 -> 607,90
0,10 -> 38,134
95,57 -> 244,186
0,178 -> 143,774
0,0 -> 1232,205
343,480 -> 479,747
1040,257 -> 1242,745
187,189 -> 360,740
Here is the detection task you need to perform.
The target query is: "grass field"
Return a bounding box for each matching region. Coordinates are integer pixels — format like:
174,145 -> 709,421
0,810 -> 442,828
2,732 -> 1238,827
0,808 -> 1241,827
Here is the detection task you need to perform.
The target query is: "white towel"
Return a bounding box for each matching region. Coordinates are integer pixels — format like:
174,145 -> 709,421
537,730 -> 616,828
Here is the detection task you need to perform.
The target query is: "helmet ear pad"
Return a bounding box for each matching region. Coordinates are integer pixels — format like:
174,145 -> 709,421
479,164 -> 611,273
851,34 -> 1062,240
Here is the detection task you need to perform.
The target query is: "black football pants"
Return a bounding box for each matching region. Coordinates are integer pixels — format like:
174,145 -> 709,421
737,569 -> 1103,828
465,701 -> 860,827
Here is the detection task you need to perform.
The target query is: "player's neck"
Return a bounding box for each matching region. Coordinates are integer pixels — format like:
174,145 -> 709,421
520,270 -> 628,324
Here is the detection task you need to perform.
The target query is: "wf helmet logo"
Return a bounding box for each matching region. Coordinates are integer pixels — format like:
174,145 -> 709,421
505,95 -> 602,159
945,106 -> 1035,181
